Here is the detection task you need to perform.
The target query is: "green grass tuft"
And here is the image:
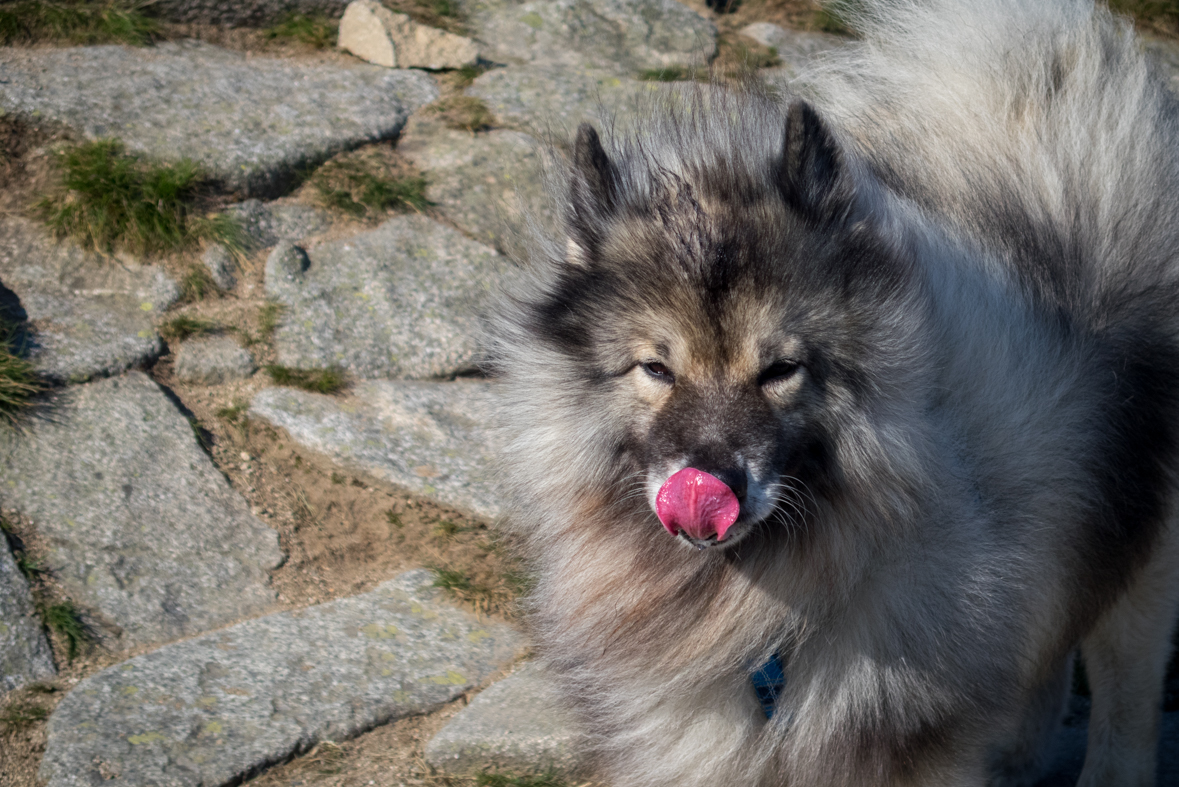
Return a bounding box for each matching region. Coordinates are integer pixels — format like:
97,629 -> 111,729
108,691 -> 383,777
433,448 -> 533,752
0,700 -> 49,730
215,401 -> 249,439
385,509 -> 403,529
637,65 -> 703,82
428,95 -> 496,132
178,265 -> 221,303
265,365 -> 347,394
35,139 -> 237,257
264,12 -> 338,49
433,518 -> 465,539
432,567 -> 474,592
15,551 -> 45,582
159,315 -> 218,342
0,1 -> 158,46
0,319 -> 41,425
257,303 -> 285,343
42,601 -> 91,660
453,63 -> 488,88
215,401 -> 248,424
313,161 -> 430,219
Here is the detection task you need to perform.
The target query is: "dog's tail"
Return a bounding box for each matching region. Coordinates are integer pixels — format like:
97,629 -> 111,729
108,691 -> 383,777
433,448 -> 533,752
804,0 -> 1179,318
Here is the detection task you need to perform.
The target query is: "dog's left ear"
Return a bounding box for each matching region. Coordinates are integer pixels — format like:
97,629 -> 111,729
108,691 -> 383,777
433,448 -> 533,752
565,123 -> 618,266
776,101 -> 858,227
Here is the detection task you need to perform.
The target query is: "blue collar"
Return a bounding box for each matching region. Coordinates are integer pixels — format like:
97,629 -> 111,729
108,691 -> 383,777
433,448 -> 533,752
750,653 -> 785,718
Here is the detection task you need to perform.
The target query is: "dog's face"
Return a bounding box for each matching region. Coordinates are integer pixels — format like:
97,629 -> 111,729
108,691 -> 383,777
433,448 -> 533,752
528,104 -> 921,551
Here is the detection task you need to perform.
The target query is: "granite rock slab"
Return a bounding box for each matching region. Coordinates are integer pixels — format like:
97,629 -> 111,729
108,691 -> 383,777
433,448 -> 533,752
0,372 -> 282,650
466,64 -> 647,137
426,662 -> 585,777
0,42 -> 438,197
173,336 -> 256,385
397,115 -> 557,261
148,0 -> 349,26
0,539 -> 56,696
250,380 -> 504,519
39,570 -> 524,787
460,0 -> 716,73
265,214 -> 505,380
339,0 -> 479,69
0,217 -> 178,383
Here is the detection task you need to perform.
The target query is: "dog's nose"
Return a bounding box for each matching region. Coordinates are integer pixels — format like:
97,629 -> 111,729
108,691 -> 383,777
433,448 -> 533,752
711,467 -> 748,503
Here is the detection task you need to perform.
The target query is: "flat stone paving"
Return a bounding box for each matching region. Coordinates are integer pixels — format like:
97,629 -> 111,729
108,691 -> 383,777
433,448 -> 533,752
426,661 -> 585,778
0,42 -> 438,197
0,372 -> 282,650
39,570 -> 524,787
0,539 -> 56,697
460,0 -> 716,72
0,217 -> 178,383
397,114 -> 558,262
265,215 -> 505,380
250,380 -> 505,520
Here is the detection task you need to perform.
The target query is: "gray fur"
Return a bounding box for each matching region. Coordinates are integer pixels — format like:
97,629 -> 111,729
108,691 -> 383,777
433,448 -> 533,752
487,2 -> 1179,785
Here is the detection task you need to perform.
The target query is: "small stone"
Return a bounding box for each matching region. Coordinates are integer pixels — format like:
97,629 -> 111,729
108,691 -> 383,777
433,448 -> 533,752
0,372 -> 282,650
0,539 -> 55,697
250,380 -> 504,519
173,337 -> 256,385
226,200 -> 333,250
264,215 -> 505,380
265,241 -> 311,285
201,244 -> 236,291
39,570 -> 524,787
426,662 -> 586,777
339,0 -> 478,70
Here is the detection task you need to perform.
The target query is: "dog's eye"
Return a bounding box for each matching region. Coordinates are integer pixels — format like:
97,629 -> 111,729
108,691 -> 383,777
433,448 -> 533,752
758,360 -> 800,387
642,361 -> 675,383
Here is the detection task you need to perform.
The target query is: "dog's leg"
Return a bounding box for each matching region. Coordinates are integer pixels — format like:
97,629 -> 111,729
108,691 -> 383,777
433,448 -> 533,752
987,656 -> 1072,787
1077,520 -> 1179,787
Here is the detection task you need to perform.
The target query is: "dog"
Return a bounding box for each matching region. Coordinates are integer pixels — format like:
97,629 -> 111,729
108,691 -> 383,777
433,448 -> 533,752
486,1 -> 1179,784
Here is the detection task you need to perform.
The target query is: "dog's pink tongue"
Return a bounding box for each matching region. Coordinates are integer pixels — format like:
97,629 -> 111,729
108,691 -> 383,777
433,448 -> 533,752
656,468 -> 740,540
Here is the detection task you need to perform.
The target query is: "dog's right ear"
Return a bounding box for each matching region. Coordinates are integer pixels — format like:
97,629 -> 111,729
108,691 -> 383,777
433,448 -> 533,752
776,101 -> 859,228
566,123 -> 617,266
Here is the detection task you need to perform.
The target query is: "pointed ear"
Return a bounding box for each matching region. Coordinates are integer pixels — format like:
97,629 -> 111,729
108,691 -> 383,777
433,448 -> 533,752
776,101 -> 858,227
566,123 -> 618,265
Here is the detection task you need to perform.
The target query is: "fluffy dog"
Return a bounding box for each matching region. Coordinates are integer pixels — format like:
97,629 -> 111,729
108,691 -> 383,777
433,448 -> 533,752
487,1 -> 1179,784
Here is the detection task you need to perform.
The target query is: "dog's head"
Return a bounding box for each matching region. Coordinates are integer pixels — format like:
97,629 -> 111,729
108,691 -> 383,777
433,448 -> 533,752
497,96 -> 932,551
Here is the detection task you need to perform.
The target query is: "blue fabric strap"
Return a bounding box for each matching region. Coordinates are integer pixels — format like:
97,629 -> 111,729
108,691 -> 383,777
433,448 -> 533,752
750,653 -> 785,719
